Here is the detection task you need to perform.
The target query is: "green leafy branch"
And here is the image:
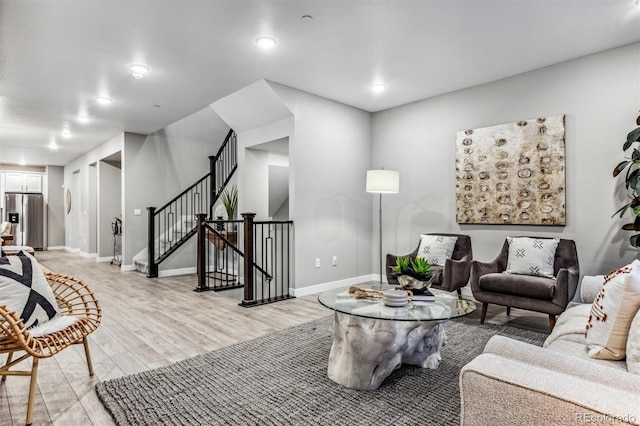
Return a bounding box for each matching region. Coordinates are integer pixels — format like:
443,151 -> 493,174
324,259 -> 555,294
612,118 -> 640,246
389,256 -> 432,280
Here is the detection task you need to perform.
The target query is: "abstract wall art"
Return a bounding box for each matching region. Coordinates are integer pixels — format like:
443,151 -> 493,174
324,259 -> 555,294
455,115 -> 566,225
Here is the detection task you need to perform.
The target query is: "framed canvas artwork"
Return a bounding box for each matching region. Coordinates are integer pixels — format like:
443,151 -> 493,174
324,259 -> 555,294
455,115 -> 566,225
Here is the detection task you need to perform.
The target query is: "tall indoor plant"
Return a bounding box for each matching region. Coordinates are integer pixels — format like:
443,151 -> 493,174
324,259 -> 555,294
612,114 -> 640,246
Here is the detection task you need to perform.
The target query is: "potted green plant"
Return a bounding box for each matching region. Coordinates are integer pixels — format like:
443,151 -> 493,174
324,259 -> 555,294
389,256 -> 433,293
612,114 -> 640,246
220,185 -> 238,220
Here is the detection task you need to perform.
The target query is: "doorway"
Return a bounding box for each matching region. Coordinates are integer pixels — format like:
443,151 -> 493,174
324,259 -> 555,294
244,137 -> 289,220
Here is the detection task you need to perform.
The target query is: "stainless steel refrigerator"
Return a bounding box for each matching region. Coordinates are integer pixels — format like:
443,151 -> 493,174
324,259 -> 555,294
4,193 -> 44,249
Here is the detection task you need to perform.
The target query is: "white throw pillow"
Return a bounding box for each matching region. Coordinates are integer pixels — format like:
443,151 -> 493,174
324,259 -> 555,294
0,252 -> 59,329
585,260 -> 640,360
504,237 -> 559,278
627,309 -> 640,375
580,275 -> 605,304
416,235 -> 457,266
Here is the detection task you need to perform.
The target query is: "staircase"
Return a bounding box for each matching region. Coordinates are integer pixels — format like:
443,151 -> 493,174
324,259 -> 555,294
133,215 -> 195,274
141,129 -> 237,277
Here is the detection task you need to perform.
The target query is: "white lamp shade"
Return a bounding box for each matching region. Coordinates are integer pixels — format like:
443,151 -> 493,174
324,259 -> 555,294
366,170 -> 400,193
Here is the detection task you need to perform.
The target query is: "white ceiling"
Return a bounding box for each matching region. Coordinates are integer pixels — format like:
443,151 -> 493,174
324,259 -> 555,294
1,0 -> 639,167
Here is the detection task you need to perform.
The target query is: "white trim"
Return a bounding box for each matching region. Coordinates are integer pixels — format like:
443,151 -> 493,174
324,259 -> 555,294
290,274 -> 379,297
158,267 -> 196,278
79,251 -> 97,258
46,246 -> 65,251
96,256 -> 113,263
120,264 -> 136,272
65,247 -> 80,253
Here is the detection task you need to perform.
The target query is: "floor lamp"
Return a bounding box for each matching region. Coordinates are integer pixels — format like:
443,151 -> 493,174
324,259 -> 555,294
366,169 -> 400,285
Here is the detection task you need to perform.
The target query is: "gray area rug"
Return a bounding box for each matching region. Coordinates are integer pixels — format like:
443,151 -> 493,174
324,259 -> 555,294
96,315 -> 547,426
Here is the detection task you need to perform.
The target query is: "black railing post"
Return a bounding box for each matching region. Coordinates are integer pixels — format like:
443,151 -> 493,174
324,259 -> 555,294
209,155 -> 216,220
242,212 -> 256,305
194,213 -> 210,292
147,207 -> 158,278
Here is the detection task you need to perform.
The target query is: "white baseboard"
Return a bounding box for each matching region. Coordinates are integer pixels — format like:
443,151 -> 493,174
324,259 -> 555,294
46,246 -> 65,251
65,247 -> 79,253
79,251 -> 97,259
96,256 -> 113,263
158,267 -> 197,278
290,274 -> 379,297
120,264 -> 136,272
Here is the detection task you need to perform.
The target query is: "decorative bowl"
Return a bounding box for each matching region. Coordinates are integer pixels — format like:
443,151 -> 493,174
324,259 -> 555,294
397,274 -> 433,294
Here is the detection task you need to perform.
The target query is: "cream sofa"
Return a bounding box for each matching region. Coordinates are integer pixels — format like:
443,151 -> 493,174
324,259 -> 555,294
460,282 -> 640,425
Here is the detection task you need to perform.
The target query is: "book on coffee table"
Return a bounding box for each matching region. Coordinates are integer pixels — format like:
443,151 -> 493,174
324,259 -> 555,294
411,289 -> 435,302
394,287 -> 436,302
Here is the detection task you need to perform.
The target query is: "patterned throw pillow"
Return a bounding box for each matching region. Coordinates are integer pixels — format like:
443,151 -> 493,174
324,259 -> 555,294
585,260 -> 640,360
0,252 -> 59,329
627,309 -> 640,374
504,237 -> 559,278
416,235 -> 457,266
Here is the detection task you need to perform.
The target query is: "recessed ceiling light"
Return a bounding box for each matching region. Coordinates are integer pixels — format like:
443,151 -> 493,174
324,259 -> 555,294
96,96 -> 113,105
76,115 -> 90,123
301,15 -> 313,21
370,83 -> 387,93
129,64 -> 150,80
255,36 -> 277,49
61,129 -> 71,138
48,143 -> 58,150
130,64 -> 150,74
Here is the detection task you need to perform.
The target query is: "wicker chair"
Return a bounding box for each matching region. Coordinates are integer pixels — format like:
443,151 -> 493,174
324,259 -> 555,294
0,272 -> 101,426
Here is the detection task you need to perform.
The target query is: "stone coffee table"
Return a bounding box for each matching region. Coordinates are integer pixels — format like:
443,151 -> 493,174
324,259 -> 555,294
318,285 -> 476,390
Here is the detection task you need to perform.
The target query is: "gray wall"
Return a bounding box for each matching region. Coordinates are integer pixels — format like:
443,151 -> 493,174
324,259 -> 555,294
268,83 -> 374,288
64,132 -> 123,251
122,133 -> 159,266
122,108 -> 230,268
244,148 -> 270,218
62,106 -> 229,268
88,164 -> 97,254
45,165 -> 65,248
372,43 -> 640,277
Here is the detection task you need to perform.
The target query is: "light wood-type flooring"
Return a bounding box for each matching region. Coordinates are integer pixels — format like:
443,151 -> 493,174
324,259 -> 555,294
0,250 -> 550,426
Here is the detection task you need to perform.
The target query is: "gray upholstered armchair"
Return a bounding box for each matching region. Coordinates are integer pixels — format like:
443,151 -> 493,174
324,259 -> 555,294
470,237 -> 579,331
386,233 -> 473,296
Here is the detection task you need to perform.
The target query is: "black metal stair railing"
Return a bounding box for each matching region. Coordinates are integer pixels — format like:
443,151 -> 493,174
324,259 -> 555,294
195,212 -> 294,307
210,130 -> 237,219
146,129 -> 236,278
242,218 -> 294,306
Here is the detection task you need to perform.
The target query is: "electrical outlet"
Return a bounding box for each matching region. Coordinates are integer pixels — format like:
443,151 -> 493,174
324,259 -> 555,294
315,258 -> 321,268
332,256 -> 337,266
134,209 -> 142,216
